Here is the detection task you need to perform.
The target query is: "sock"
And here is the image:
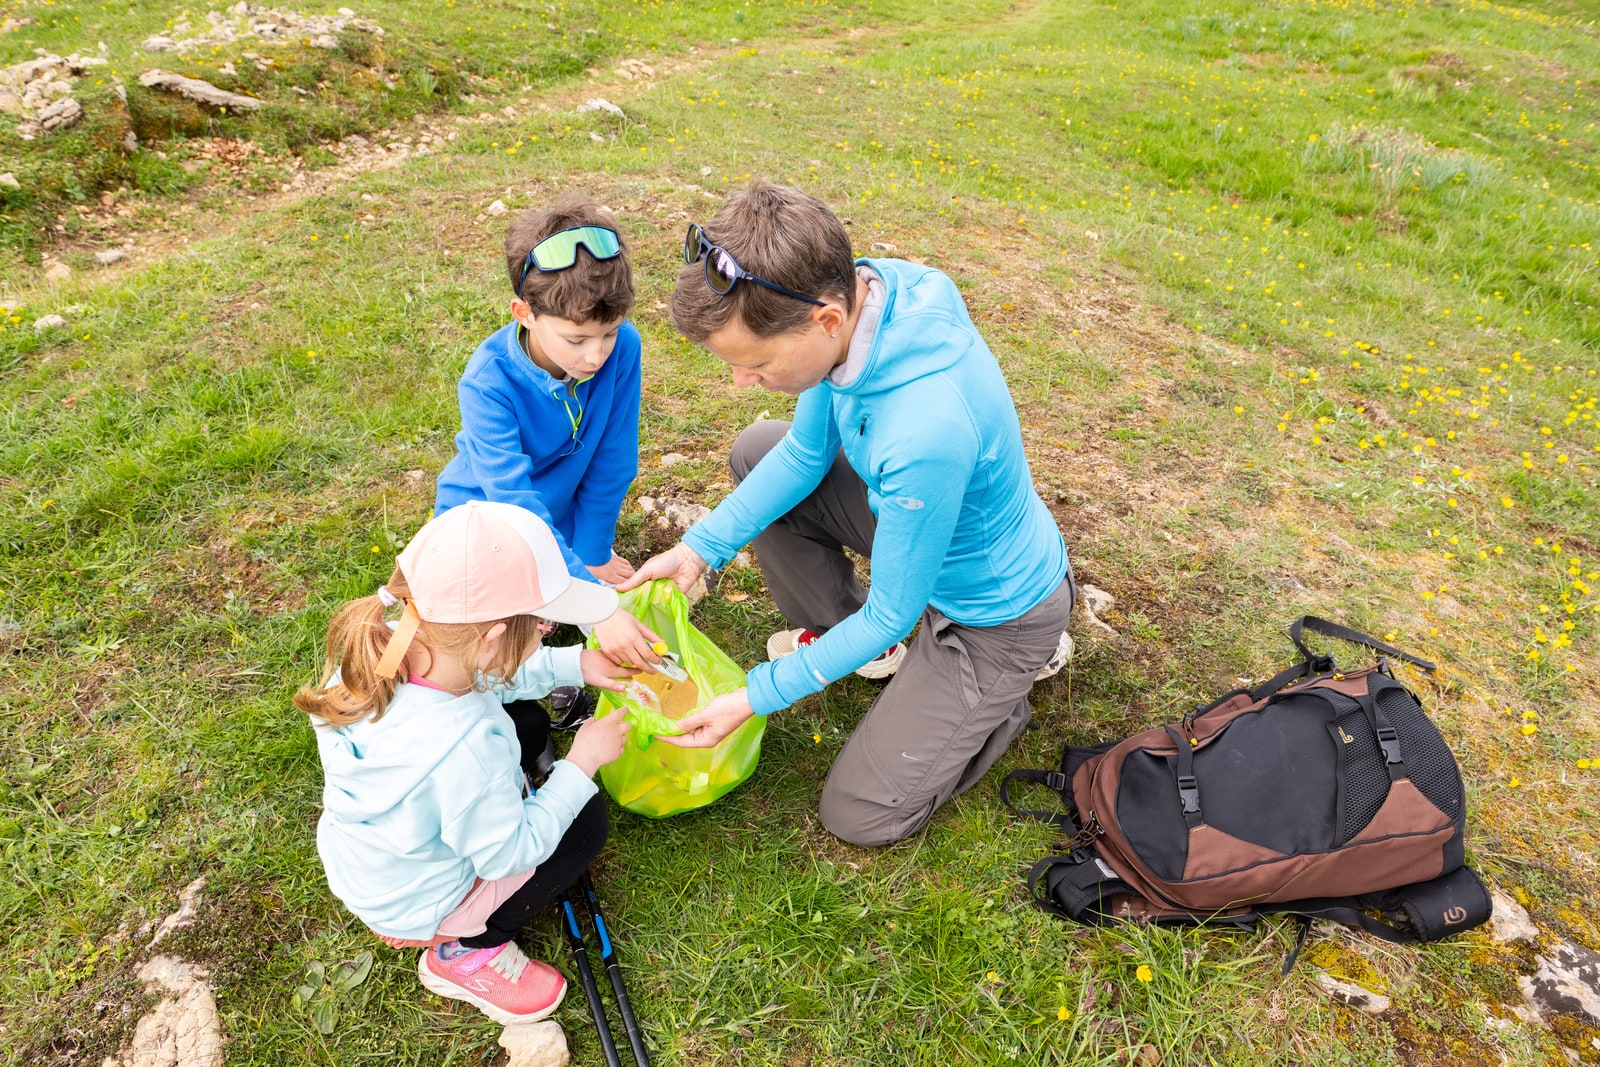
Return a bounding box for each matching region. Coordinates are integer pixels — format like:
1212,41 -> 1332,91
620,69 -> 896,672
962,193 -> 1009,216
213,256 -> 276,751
436,939 -> 478,961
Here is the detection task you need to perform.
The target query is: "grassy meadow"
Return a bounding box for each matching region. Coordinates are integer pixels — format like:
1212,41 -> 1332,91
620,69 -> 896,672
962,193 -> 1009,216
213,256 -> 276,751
2,0 -> 1598,1062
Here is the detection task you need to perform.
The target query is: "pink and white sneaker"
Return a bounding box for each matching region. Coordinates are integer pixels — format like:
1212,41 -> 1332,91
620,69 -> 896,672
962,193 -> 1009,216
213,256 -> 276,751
766,628 -> 906,680
417,940 -> 566,1025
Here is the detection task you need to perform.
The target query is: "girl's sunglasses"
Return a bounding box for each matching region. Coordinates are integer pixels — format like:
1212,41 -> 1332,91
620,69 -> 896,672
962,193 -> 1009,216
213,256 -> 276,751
683,223 -> 825,307
518,226 -> 622,289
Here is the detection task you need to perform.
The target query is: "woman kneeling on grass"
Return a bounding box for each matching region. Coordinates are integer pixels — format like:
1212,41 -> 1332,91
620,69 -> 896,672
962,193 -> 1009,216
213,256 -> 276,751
295,501 -> 635,1025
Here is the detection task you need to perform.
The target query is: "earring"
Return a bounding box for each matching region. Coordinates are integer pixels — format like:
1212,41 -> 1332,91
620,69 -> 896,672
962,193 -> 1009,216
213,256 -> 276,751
830,332 -> 838,339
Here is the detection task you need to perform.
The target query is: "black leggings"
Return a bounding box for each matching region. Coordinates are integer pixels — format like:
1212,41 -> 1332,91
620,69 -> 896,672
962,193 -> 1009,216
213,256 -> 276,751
456,700 -> 608,949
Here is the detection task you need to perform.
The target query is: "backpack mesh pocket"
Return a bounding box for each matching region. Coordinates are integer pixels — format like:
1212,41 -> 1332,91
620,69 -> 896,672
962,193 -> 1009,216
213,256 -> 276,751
1376,684 -> 1463,820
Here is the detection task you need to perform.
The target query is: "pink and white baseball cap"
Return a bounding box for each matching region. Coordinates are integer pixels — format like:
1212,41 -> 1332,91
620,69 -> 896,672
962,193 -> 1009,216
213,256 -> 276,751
398,501 -> 618,625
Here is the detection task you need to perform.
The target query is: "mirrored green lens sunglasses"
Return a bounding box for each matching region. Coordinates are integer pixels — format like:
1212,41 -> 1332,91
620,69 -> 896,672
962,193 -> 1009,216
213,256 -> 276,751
519,226 -> 622,288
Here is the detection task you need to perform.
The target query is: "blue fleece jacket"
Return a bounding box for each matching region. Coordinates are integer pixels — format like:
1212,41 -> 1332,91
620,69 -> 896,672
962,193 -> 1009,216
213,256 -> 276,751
313,645 -> 596,941
435,321 -> 642,580
682,259 -> 1068,717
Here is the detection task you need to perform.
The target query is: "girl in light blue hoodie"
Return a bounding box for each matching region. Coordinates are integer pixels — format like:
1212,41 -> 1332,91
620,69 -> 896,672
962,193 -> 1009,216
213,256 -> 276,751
295,501 -> 636,1026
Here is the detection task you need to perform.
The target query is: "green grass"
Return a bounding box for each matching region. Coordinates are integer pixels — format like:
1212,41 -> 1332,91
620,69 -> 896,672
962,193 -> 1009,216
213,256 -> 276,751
3,0 -> 1599,1062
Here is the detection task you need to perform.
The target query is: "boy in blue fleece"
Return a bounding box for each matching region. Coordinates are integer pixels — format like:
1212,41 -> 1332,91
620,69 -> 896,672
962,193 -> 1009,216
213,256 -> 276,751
623,181 -> 1076,847
436,194 -> 660,670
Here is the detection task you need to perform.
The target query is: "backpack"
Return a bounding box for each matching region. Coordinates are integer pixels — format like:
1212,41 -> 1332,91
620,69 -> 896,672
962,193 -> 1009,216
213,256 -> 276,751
1004,617 -> 1490,967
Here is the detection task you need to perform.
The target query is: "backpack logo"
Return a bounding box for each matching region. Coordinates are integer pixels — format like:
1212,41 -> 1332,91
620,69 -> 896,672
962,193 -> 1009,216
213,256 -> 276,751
1443,906 -> 1468,925
1337,726 -> 1355,744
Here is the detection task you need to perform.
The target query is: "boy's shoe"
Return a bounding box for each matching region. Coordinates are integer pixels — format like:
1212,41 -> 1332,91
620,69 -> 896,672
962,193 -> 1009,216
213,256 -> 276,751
766,628 -> 907,679
1034,629 -> 1075,681
417,941 -> 566,1026
548,686 -> 596,731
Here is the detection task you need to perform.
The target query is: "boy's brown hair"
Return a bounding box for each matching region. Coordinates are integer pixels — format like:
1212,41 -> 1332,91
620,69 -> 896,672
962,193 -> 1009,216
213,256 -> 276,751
670,181 -> 856,343
505,193 -> 635,324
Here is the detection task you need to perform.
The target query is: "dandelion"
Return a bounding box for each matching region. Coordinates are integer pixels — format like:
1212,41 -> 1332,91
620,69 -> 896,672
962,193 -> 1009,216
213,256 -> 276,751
1136,965 -> 1153,983
1057,1005 -> 1072,1021
371,546 -> 381,554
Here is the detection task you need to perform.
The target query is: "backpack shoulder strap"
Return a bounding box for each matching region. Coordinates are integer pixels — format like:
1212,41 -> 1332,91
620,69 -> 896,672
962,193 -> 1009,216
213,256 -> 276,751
1290,616 -> 1437,671
1000,769 -> 1077,832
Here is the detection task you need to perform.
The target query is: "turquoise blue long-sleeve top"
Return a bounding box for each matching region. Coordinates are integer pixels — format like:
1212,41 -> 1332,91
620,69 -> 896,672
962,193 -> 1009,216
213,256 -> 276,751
313,645 -> 595,941
682,259 -> 1068,716
435,320 -> 642,580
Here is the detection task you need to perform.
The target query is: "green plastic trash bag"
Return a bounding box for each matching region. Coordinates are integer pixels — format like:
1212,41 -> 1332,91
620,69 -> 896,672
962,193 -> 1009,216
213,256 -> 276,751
585,579 -> 765,818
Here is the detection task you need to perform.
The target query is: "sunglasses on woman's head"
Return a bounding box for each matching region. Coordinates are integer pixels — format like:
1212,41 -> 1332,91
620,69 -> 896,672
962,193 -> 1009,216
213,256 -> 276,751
518,226 -> 622,290
683,223 -> 826,308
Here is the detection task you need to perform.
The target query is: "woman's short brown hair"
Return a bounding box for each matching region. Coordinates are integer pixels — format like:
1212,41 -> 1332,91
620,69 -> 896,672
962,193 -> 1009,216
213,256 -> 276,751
669,181 -> 856,343
505,193 -> 635,324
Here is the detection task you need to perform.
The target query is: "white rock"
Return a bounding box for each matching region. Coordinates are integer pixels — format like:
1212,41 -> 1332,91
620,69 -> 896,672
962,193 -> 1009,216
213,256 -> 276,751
142,35 -> 179,52
870,241 -> 897,252
662,500 -> 710,529
1519,942 -> 1600,1026
660,452 -> 687,466
138,69 -> 262,110
0,171 -> 19,189
1488,886 -> 1538,944
1312,971 -> 1390,1015
498,1020 -> 570,1067
37,95 -> 82,132
487,199 -> 508,216
637,496 -> 657,515
33,313 -> 67,330
151,877 -> 207,945
577,97 -> 625,117
43,262 -> 71,284
95,249 -> 126,265
1079,584 -> 1114,615
101,956 -> 225,1067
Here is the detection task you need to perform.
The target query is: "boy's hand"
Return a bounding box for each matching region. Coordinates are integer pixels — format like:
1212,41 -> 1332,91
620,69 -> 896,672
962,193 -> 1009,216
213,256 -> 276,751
657,687 -> 755,749
586,552 -> 636,586
617,542 -> 708,595
565,711 -> 631,777
579,648 -> 636,692
592,609 -> 662,673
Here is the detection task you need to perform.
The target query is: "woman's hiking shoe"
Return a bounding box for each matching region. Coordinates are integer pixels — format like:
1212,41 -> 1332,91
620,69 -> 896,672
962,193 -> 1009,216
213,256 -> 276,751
417,941 -> 566,1026
1034,629 -> 1075,681
766,628 -> 906,679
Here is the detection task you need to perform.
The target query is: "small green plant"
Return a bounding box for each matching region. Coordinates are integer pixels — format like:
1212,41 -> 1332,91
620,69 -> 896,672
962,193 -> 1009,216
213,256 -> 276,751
289,951 -> 375,1035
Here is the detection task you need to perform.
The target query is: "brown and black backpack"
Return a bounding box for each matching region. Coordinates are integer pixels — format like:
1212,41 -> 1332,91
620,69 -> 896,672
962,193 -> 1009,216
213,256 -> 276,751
1004,617 -> 1490,966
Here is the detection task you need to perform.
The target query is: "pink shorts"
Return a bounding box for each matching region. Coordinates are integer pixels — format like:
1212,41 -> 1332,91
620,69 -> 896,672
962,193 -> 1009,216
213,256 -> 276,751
372,867 -> 539,950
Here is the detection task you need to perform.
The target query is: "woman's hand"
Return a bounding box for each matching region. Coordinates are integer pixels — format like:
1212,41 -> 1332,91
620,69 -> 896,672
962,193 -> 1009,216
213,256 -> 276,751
578,648 -> 636,693
591,610 -> 662,673
616,542 -> 708,596
657,687 -> 756,749
585,552 -> 636,586
565,711 -> 631,777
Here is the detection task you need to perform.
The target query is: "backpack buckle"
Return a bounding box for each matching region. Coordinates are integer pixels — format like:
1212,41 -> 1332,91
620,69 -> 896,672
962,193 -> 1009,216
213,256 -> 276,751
1044,771 -> 1068,792
1177,775 -> 1201,814
1309,653 -> 1336,675
1376,726 -> 1404,764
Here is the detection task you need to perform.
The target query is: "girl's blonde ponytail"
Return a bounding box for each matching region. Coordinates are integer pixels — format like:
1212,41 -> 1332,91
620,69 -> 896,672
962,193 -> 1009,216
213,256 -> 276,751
293,570 -> 412,727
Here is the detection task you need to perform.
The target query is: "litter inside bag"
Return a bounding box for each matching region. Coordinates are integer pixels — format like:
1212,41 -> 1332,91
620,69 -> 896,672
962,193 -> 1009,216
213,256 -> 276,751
585,580 -> 765,817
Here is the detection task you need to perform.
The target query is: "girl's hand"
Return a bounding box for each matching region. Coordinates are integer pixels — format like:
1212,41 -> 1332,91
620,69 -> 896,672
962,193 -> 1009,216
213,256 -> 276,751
579,648 -> 636,693
657,688 -> 756,749
592,610 -> 662,673
586,552 -> 636,586
565,710 -> 631,777
617,542 -> 708,595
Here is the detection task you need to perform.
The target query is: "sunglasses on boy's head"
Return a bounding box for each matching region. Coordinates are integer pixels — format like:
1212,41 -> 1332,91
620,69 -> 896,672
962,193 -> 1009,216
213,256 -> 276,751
517,226 -> 623,290
683,223 -> 826,308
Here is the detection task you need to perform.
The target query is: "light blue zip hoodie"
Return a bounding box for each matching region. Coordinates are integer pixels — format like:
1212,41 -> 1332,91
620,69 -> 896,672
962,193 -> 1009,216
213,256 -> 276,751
313,645 -> 595,941
682,259 -> 1068,716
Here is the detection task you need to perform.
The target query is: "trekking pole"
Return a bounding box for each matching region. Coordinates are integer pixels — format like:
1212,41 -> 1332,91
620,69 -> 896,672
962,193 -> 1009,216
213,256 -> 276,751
561,889 -> 623,1067
579,872 -> 651,1067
